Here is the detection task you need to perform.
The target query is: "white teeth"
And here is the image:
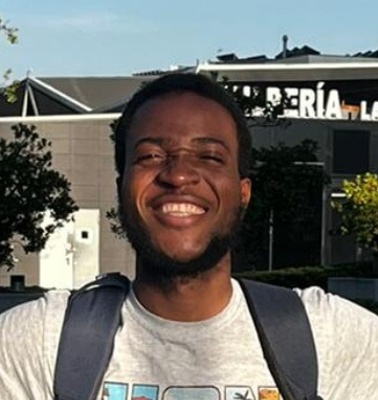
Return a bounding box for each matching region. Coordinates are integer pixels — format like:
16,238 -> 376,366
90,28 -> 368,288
161,203 -> 205,216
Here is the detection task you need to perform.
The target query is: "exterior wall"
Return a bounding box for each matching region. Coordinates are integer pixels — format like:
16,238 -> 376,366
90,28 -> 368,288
0,118 -> 135,288
38,209 -> 101,290
0,251 -> 39,287
251,118 -> 378,266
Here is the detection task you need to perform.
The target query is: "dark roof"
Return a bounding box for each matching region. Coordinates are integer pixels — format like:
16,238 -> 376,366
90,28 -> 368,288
214,45 -> 378,66
0,79 -> 84,117
216,53 -> 238,62
0,68 -> 197,117
216,54 -> 268,64
39,76 -> 155,110
0,75 -> 158,117
132,65 -> 196,77
275,45 -> 320,59
352,49 -> 378,58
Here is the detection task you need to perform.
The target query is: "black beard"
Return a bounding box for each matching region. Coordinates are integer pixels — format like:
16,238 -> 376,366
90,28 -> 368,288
120,205 -> 243,282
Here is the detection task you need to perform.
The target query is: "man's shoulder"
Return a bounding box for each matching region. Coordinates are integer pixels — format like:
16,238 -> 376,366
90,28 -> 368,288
0,290 -> 70,329
294,285 -> 378,327
0,289 -> 71,393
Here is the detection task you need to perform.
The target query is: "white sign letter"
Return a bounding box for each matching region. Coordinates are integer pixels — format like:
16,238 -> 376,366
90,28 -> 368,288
325,90 -> 342,119
360,101 -> 371,121
299,88 -> 316,118
266,87 -> 282,107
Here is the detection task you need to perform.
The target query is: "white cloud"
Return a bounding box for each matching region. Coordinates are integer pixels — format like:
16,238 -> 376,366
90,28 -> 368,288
25,13 -> 158,34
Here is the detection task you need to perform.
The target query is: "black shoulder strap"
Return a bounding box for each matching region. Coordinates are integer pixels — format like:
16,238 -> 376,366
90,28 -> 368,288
54,273 -> 130,400
238,278 -> 322,400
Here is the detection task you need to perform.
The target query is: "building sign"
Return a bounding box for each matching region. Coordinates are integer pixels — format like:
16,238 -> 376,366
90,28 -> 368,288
238,82 -> 378,121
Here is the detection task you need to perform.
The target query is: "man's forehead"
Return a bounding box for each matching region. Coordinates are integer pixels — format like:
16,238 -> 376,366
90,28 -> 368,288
131,90 -> 233,119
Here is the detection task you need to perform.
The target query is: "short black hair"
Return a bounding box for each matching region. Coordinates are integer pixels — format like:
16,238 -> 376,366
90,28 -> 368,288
114,73 -> 252,179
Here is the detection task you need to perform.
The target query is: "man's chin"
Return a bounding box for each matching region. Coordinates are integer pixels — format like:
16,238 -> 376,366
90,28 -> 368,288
121,206 -> 243,282
124,226 -> 231,281
137,241 -> 230,281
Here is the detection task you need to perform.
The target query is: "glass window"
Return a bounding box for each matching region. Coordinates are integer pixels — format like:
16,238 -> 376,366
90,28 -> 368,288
333,130 -> 369,174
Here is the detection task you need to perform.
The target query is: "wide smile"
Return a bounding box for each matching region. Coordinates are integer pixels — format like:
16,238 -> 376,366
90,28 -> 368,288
161,202 -> 206,217
148,197 -> 210,228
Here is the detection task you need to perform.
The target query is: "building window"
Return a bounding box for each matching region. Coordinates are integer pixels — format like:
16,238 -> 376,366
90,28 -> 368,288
10,275 -> 25,291
75,229 -> 92,244
333,130 -> 369,174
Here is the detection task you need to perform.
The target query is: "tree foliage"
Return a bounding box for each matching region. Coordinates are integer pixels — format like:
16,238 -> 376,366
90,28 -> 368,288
0,17 -> 18,44
223,80 -> 330,270
0,16 -> 19,102
235,140 -> 330,271
222,78 -> 289,126
0,124 -> 78,269
332,172 -> 378,256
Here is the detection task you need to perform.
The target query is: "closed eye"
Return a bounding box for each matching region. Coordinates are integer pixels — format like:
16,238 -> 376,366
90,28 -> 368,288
134,152 -> 166,165
198,152 -> 225,164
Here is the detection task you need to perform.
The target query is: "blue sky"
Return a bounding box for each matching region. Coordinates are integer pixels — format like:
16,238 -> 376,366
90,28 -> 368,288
1,0 -> 378,79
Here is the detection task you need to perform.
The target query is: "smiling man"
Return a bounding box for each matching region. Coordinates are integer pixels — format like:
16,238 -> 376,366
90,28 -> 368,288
0,73 -> 377,400
118,87 -> 250,321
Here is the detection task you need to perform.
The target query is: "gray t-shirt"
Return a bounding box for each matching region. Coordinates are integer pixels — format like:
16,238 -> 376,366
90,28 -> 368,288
0,280 -> 377,400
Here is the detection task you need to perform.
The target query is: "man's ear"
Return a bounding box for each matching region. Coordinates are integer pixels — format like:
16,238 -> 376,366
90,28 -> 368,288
240,177 -> 251,209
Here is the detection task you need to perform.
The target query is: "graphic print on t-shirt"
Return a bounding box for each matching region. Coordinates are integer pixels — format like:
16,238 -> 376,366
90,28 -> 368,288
163,386 -> 220,399
102,383 -> 280,400
102,382 -> 159,400
257,387 -> 280,400
225,386 -> 256,399
102,382 -> 128,399
132,384 -> 159,400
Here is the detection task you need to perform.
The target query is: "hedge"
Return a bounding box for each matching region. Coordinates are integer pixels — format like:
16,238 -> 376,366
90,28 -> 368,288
233,262 -> 378,314
233,262 -> 377,291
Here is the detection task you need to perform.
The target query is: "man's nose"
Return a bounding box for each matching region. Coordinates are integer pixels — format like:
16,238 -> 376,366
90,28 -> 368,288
156,154 -> 200,188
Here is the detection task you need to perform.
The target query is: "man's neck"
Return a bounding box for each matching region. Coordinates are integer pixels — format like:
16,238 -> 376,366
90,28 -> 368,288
132,254 -> 233,322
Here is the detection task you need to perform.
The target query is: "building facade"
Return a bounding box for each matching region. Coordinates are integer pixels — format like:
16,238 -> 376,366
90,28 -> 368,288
197,49 -> 378,267
0,115 -> 137,289
2,52 -> 378,286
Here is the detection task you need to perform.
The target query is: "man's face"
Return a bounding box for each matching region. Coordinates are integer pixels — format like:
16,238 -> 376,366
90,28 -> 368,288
120,91 -> 251,277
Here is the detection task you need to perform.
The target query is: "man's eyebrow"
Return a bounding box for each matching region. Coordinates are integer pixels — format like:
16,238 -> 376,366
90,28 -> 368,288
192,137 -> 229,150
133,137 -> 165,149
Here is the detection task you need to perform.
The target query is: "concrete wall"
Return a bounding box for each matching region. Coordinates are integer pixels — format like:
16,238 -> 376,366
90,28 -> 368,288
0,117 -> 135,288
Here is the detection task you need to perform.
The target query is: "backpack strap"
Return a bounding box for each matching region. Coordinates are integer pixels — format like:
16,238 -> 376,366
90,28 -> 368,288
54,273 -> 130,400
238,278 -> 322,400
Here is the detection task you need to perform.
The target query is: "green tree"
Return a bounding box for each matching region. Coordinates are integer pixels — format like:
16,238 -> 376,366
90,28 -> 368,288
0,124 -> 78,269
0,16 -> 19,102
223,80 -> 330,271
235,140 -> 330,271
222,78 -> 289,126
332,172 -> 378,267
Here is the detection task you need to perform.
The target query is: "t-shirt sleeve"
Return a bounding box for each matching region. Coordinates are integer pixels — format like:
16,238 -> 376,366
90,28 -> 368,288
297,287 -> 378,400
0,297 -> 48,399
0,291 -> 68,400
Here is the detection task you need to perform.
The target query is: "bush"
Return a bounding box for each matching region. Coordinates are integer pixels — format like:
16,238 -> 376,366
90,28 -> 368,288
234,262 -> 378,314
233,262 -> 377,290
